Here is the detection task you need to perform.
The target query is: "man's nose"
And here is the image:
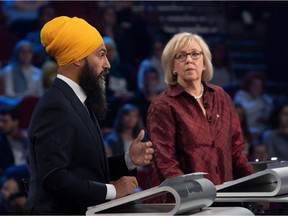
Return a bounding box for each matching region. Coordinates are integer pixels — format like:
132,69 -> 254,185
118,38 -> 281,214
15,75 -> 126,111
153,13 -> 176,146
104,56 -> 111,70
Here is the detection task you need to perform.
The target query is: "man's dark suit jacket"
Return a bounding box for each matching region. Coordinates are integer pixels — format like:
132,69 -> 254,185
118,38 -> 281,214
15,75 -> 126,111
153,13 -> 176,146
25,78 -> 135,215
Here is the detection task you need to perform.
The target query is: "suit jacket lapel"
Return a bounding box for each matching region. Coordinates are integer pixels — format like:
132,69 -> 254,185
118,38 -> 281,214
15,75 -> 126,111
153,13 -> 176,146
52,78 -> 109,181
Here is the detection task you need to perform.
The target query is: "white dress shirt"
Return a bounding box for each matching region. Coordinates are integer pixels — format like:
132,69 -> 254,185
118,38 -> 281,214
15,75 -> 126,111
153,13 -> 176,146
56,74 -> 136,200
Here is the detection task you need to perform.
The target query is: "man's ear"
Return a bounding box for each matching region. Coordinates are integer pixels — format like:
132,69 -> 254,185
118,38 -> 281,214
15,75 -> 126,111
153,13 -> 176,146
73,60 -> 81,67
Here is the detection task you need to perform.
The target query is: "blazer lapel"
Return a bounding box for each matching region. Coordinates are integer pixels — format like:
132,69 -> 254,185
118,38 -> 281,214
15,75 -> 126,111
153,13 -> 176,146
52,78 -> 109,181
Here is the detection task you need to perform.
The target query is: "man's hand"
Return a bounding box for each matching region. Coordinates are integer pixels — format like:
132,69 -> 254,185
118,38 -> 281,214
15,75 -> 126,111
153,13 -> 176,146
129,130 -> 154,166
112,176 -> 138,198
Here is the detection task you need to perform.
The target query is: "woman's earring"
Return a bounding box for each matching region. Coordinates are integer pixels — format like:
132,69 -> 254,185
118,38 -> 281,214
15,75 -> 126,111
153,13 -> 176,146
173,71 -> 177,81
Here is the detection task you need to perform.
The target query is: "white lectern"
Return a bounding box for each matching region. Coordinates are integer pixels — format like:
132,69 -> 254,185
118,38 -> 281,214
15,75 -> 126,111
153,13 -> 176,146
86,173 -> 254,215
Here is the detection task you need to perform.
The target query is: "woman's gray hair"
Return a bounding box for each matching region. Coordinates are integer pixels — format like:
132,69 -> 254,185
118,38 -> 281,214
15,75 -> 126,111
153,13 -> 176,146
161,32 -> 213,86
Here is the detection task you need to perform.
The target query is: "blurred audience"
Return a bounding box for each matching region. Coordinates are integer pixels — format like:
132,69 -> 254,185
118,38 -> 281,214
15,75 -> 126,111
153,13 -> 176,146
234,71 -> 274,136
248,140 -> 269,162
0,178 -> 21,214
128,66 -> 160,127
1,1 -> 48,39
104,104 -> 144,157
103,36 -> 133,99
95,4 -> 131,64
1,40 -> 43,98
0,77 -> 4,96
263,102 -> 288,161
235,103 -> 253,155
25,3 -> 57,67
137,35 -> 166,92
210,38 -> 235,87
0,106 -> 28,176
8,191 -> 26,214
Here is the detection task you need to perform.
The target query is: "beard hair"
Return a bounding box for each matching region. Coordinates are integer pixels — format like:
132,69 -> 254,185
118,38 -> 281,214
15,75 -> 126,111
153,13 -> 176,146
79,59 -> 108,120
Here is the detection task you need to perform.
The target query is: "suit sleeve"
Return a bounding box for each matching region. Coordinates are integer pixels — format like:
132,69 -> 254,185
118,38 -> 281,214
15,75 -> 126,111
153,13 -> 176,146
29,104 -> 107,206
108,155 -> 136,181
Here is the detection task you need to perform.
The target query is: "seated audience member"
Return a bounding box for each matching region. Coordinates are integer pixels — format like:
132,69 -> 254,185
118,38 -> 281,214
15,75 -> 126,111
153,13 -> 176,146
99,37 -> 134,133
1,40 -> 43,98
9,191 -> 27,214
103,36 -> 132,99
25,3 -> 57,67
147,32 -> 253,202
263,103 -> 288,161
235,103 -> 253,154
248,140 -> 269,162
104,104 -> 144,156
0,106 -> 28,175
95,4 -> 131,64
210,38 -> 235,87
41,60 -> 58,91
234,71 -> 273,135
137,36 -> 166,92
0,178 -> 20,214
128,66 -> 160,127
1,1 -> 48,39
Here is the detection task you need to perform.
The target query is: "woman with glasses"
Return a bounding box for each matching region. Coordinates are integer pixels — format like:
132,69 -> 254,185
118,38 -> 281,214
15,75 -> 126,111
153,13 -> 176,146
147,32 -> 253,201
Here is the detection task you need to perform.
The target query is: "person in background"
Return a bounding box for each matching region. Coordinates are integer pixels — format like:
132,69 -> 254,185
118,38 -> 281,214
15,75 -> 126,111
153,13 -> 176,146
1,40 -> 43,98
103,36 -> 132,99
147,32 -> 253,202
1,0 -> 48,39
128,66 -> 160,127
25,3 -> 57,67
104,104 -> 144,157
0,178 -> 20,214
95,5 -> 130,64
137,36 -> 166,92
235,103 -> 253,155
248,141 -> 269,162
41,60 -> 58,91
8,191 -> 27,214
100,37 -> 134,135
25,16 -> 153,214
0,106 -> 28,176
234,71 -> 274,136
210,38 -> 235,87
263,102 -> 288,161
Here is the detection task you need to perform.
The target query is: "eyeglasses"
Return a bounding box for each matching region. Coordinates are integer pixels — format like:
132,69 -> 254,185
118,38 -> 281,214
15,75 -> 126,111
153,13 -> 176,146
175,51 -> 203,62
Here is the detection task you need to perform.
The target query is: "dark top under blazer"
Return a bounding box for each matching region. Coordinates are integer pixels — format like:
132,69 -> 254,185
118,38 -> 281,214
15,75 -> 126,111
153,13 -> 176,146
25,78 -> 135,215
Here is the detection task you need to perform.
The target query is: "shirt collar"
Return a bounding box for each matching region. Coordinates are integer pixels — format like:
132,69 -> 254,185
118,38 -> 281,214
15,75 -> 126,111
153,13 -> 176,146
166,82 -> 215,97
56,74 -> 87,103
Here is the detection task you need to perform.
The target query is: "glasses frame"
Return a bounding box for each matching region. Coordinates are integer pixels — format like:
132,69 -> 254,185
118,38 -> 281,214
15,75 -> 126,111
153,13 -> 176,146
175,51 -> 203,62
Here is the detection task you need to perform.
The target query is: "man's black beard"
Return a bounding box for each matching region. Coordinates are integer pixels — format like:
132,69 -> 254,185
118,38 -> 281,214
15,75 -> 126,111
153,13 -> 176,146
79,60 -> 108,120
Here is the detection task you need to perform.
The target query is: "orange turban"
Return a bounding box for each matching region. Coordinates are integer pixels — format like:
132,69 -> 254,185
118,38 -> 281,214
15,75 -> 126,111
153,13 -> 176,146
40,16 -> 103,67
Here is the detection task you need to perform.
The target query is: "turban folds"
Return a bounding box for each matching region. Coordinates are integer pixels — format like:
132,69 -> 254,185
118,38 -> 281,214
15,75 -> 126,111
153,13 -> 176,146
40,16 -> 103,67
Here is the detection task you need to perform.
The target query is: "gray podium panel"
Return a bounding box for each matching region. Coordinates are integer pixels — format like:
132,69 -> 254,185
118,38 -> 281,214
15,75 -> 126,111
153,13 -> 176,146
86,205 -> 254,215
87,173 -> 217,215
216,167 -> 288,197
215,194 -> 288,203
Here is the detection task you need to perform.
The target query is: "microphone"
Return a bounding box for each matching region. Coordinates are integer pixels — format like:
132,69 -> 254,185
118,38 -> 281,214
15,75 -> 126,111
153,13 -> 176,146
204,103 -> 210,109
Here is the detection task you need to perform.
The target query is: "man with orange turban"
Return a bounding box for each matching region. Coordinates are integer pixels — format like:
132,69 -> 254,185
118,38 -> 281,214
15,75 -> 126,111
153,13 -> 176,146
25,16 -> 154,215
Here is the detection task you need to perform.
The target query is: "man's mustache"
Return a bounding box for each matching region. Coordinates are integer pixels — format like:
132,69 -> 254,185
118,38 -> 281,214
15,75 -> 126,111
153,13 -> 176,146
98,69 -> 109,79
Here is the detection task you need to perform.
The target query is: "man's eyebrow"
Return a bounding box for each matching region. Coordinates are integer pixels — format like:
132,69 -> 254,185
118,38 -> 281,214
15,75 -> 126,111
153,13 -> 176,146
99,48 -> 107,53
